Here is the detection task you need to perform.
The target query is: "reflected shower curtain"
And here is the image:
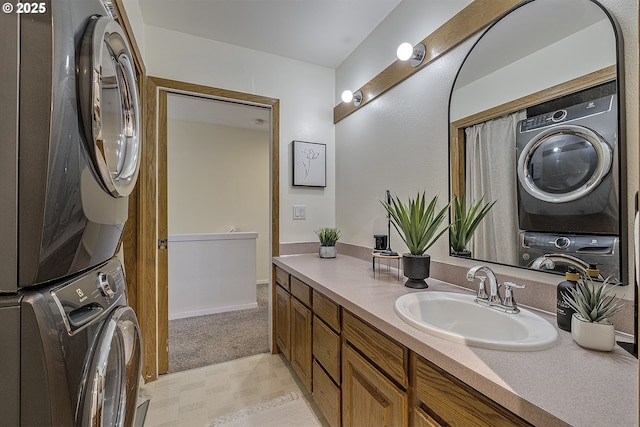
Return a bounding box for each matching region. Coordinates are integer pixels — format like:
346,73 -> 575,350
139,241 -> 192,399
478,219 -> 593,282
465,110 -> 526,264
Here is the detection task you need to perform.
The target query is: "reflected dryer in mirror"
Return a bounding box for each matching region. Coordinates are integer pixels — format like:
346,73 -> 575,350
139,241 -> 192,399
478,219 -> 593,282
448,0 -> 627,284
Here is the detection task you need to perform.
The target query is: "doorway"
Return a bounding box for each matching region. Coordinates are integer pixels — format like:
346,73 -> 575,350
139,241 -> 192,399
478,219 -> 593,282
166,93 -> 271,371
140,77 -> 279,380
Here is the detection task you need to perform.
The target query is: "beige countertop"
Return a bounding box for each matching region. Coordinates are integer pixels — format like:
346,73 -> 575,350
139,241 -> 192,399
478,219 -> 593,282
273,253 -> 638,427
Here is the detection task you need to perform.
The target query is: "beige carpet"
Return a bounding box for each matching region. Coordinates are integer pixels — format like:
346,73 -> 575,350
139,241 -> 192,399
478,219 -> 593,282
206,391 -> 322,427
168,283 -> 269,372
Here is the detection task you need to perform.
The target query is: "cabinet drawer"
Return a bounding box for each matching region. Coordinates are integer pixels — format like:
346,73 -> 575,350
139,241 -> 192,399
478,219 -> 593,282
290,276 -> 311,307
313,290 -> 340,332
313,361 -> 341,427
414,355 -> 531,426
342,310 -> 408,388
313,316 -> 340,383
274,266 -> 289,291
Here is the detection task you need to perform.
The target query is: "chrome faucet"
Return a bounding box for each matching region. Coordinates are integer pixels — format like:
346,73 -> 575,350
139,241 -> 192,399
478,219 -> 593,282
467,265 -> 500,304
466,265 -> 525,314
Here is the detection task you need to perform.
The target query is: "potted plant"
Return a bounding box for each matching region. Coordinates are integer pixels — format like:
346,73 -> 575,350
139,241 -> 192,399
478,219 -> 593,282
381,192 -> 450,289
315,227 -> 341,258
449,196 -> 496,258
562,275 -> 625,351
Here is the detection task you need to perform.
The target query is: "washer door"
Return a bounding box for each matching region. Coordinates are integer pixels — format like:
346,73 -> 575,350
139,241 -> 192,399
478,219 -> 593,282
78,16 -> 141,198
77,306 -> 142,427
517,124 -> 612,203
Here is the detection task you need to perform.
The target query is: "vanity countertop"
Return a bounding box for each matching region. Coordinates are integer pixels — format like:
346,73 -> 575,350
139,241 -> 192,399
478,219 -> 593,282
273,254 -> 638,427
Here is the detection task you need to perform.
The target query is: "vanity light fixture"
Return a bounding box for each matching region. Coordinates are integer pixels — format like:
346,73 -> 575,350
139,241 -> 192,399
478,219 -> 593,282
396,42 -> 426,67
341,89 -> 363,107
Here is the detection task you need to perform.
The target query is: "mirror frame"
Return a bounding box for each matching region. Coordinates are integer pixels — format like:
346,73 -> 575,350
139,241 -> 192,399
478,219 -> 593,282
447,0 -> 628,284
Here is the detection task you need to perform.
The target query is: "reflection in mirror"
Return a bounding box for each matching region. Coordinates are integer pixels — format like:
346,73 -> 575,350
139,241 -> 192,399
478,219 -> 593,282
449,0 -> 626,284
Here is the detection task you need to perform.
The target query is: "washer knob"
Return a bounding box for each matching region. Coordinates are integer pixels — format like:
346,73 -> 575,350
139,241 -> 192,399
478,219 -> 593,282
97,272 -> 118,299
555,236 -> 571,249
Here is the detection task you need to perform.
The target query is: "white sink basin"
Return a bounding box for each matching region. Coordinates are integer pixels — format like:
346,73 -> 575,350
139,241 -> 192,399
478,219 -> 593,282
394,291 -> 558,351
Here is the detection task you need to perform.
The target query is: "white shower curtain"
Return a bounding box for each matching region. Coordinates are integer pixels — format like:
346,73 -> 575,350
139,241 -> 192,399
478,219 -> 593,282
465,110 -> 526,264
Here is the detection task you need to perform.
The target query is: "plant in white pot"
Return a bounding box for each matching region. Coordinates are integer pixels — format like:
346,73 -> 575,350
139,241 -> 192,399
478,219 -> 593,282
315,227 -> 341,259
449,195 -> 496,258
562,275 -> 625,351
381,192 -> 450,289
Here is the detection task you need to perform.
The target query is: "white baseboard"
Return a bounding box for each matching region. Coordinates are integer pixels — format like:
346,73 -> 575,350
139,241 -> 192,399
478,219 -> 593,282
257,279 -> 269,285
169,302 -> 259,321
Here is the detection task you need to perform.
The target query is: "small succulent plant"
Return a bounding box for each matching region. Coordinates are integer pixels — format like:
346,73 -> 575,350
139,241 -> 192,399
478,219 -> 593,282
562,275 -> 625,323
315,227 -> 341,246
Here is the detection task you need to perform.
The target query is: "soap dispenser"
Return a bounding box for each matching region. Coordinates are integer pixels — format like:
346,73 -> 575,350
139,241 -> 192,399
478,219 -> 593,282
557,268 -> 580,332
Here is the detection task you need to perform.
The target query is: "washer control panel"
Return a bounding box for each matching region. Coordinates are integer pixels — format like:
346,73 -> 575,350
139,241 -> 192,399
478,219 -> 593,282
51,258 -> 126,334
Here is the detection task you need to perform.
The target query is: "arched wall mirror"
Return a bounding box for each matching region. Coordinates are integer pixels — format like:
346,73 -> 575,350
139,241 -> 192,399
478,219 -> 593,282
448,0 -> 627,284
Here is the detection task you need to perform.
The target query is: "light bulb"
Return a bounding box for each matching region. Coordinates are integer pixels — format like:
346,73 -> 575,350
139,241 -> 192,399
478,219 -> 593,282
341,90 -> 354,103
396,42 -> 414,61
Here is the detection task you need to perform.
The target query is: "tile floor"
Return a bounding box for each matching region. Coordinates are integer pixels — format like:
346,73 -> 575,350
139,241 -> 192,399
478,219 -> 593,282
140,353 -> 329,427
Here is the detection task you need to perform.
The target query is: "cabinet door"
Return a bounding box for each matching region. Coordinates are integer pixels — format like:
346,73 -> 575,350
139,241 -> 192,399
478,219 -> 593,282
275,285 -> 291,360
342,344 -> 407,427
290,297 -> 312,392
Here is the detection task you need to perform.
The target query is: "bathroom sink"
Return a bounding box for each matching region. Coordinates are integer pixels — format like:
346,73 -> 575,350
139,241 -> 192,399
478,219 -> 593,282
394,291 -> 558,351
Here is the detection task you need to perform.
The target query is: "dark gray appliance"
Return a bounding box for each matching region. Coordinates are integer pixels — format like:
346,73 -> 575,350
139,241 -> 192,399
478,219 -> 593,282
0,257 -> 142,426
0,0 -> 141,292
516,94 -> 618,235
519,231 -> 620,281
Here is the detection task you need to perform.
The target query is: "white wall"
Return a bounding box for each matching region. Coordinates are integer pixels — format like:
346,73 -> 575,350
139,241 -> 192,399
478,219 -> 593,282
143,25 -> 336,244
167,118 -> 270,282
335,0 -> 638,290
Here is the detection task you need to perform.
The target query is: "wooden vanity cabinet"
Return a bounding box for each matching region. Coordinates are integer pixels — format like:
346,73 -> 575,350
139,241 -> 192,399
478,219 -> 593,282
274,281 -> 291,360
290,293 -> 312,392
342,310 -> 409,427
274,264 -> 535,427
413,353 -> 532,427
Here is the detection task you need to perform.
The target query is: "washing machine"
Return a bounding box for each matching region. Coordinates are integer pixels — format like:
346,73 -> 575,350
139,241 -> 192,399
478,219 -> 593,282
0,257 -> 142,426
516,94 -> 619,235
0,0 -> 141,292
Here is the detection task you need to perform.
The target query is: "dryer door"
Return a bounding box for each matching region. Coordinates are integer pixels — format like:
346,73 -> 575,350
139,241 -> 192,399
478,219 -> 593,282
78,16 -> 141,198
77,306 -> 142,427
517,124 -> 612,203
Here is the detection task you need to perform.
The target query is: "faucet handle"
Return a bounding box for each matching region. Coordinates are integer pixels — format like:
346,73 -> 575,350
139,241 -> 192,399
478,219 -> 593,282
503,282 -> 525,313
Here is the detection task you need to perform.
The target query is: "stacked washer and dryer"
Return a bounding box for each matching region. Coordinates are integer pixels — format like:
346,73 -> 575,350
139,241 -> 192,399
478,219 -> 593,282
0,1 -> 143,426
516,88 -> 623,282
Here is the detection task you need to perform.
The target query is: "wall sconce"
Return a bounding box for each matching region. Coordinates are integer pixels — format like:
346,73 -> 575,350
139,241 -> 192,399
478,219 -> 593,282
341,89 -> 363,107
396,42 -> 426,67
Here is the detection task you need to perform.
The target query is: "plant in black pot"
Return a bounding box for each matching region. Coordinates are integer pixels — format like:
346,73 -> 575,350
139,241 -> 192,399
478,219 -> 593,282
381,192 -> 450,289
449,196 -> 496,258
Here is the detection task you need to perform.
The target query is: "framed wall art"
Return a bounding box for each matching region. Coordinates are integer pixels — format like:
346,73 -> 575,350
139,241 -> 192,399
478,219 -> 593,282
292,140 -> 326,187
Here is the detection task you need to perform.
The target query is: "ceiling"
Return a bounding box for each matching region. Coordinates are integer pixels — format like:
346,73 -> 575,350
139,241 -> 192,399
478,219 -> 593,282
137,0 -> 402,69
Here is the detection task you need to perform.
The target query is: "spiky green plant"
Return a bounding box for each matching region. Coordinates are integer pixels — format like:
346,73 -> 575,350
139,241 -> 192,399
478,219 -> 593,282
562,275 -> 625,323
449,196 -> 496,252
381,192 -> 450,256
315,227 -> 341,246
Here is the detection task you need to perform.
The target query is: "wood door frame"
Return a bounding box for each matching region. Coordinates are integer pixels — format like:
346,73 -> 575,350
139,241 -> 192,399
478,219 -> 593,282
142,76 -> 280,380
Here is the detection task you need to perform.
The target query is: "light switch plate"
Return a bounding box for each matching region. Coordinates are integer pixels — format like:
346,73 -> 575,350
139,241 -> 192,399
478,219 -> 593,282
293,205 -> 306,220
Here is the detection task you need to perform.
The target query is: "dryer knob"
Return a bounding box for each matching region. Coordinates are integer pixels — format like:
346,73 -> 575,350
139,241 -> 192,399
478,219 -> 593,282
97,272 -> 118,299
555,237 -> 571,249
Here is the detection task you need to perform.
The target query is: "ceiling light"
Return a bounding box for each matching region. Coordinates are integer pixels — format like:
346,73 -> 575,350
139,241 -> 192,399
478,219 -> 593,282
396,42 -> 426,67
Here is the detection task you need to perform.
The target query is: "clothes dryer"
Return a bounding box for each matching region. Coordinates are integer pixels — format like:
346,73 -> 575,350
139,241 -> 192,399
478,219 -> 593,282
0,0 -> 141,292
516,94 -> 618,235
0,257 -> 142,426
